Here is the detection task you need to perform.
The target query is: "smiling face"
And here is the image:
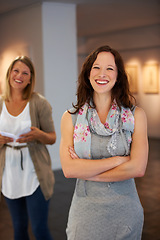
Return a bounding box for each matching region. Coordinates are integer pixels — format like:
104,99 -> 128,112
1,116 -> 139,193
89,51 -> 118,98
9,61 -> 31,92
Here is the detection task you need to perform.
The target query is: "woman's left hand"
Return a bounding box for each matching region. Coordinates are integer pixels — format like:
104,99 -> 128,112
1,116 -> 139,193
16,127 -> 56,145
16,127 -> 41,143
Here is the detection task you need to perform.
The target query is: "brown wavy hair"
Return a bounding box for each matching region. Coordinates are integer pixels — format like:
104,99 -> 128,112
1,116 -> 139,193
72,45 -> 136,113
3,56 -> 35,101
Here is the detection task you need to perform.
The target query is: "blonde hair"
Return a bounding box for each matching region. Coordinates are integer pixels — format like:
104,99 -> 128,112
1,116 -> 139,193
3,56 -> 35,101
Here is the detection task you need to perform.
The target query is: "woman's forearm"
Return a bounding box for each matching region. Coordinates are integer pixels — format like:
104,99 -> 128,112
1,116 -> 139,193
38,131 -> 56,145
86,155 -> 147,182
61,153 -> 129,179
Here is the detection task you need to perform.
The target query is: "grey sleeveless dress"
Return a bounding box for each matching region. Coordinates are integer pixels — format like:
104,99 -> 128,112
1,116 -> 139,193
66,112 -> 144,240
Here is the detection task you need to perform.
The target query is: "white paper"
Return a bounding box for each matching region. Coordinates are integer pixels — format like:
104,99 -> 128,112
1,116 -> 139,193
0,132 -> 15,139
0,127 -> 31,141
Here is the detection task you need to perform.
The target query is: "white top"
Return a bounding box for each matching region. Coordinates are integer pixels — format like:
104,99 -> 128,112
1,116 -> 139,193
0,102 -> 39,199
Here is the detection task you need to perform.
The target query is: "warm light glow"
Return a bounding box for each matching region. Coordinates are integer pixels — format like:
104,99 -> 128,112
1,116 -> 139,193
145,59 -> 158,65
125,58 -> 140,66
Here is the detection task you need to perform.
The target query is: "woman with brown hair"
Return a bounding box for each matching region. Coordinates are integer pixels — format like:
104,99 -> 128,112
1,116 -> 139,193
60,45 -> 148,240
0,56 -> 56,240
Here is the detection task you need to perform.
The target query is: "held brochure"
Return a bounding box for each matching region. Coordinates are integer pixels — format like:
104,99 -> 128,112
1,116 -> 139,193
0,127 -> 31,142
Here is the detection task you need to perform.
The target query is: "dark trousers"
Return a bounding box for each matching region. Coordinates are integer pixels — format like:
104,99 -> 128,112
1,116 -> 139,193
5,186 -> 53,240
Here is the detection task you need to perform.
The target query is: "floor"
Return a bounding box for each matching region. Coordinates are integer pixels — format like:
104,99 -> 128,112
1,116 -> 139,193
0,138 -> 160,240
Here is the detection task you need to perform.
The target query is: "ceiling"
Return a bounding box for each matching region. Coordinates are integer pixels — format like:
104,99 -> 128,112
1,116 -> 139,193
0,0 -> 160,38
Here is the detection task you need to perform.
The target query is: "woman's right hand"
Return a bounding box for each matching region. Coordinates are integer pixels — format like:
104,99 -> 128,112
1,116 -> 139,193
0,134 -> 13,145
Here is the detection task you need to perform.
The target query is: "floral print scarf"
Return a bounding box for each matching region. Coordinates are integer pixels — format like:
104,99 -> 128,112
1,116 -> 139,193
73,102 -> 135,159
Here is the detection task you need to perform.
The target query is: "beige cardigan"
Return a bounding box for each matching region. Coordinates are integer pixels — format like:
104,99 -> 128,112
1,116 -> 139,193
0,92 -> 55,200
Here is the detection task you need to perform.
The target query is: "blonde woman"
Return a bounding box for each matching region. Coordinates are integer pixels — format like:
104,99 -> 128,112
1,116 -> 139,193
0,56 -> 56,240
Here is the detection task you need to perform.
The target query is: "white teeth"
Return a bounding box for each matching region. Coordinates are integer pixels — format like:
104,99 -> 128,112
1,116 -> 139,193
96,80 -> 108,84
15,80 -> 22,83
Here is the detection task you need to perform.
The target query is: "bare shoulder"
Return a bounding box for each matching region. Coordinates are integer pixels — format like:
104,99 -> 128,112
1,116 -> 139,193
60,111 -> 74,149
134,106 -> 147,132
61,110 -> 74,133
134,106 -> 147,122
61,110 -> 72,124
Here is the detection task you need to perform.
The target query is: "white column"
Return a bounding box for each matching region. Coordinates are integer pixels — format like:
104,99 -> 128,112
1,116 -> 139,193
42,2 -> 77,169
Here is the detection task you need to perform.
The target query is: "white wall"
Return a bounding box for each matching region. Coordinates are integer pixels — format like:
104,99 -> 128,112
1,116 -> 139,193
42,2 -> 77,169
0,3 -> 44,94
